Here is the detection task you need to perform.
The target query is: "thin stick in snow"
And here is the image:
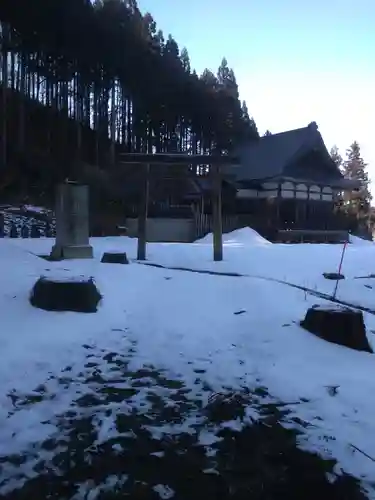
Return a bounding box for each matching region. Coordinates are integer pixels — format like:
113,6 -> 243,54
332,237 -> 349,300
350,443 -> 375,463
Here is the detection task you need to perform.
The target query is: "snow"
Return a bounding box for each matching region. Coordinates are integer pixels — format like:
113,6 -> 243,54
153,484 -> 175,499
40,273 -> 95,283
195,226 -> 272,246
71,476 -> 129,500
350,234 -> 374,246
1,228 -> 375,496
22,204 -> 52,215
311,304 -> 352,313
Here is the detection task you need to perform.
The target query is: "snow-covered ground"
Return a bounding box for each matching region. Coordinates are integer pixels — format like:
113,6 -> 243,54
1,229 -> 375,497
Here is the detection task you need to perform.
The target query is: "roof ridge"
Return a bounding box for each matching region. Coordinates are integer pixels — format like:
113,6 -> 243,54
283,124 -> 322,167
228,121 -> 327,184
261,123 -> 316,140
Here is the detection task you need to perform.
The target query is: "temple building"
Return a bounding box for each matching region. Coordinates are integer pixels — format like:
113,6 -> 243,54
223,121 -> 359,241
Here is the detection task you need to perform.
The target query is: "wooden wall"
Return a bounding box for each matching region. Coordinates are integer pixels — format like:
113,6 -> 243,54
237,180 -> 336,202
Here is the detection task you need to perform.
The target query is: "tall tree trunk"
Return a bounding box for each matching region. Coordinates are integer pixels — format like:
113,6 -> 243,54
75,73 -> 82,163
10,47 -> 15,89
76,121 -> 82,163
18,53 -> 26,153
127,98 -> 132,152
93,81 -> 100,165
1,23 -> 9,168
109,80 -> 116,166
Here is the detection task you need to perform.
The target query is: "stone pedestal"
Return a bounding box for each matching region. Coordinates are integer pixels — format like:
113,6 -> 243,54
50,182 -> 93,260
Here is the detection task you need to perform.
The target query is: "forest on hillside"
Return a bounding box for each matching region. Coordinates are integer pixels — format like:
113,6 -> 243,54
0,0 -> 258,184
1,0 -> 372,239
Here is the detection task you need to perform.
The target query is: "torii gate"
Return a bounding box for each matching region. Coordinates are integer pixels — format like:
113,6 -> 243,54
118,152 -> 239,262
50,152 -> 239,262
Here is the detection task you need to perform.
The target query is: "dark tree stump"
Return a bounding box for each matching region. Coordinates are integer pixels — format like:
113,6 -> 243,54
30,276 -> 102,313
301,305 -> 373,353
323,272 -> 345,280
101,252 -> 129,264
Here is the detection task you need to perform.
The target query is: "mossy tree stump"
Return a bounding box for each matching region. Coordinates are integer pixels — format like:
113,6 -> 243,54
301,305 -> 372,353
30,276 -> 102,313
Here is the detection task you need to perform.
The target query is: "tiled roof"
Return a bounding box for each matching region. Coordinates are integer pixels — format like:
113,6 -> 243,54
224,122 -> 349,186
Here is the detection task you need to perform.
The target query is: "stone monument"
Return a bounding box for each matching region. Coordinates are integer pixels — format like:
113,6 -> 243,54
50,181 -> 93,260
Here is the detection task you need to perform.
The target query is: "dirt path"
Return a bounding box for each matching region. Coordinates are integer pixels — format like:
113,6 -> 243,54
0,344 -> 368,499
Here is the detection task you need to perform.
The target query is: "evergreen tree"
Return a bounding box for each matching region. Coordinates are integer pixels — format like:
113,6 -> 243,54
217,57 -> 238,99
217,57 -> 230,86
329,145 -> 346,224
241,101 -> 259,139
164,34 -> 180,60
180,47 -> 190,73
264,130 -> 272,136
342,141 -> 372,220
330,145 -> 343,170
200,69 -> 218,89
248,117 -> 259,138
0,0 -> 259,195
216,59 -> 240,149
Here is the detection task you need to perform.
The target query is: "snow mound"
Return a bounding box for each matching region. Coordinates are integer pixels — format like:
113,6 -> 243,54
195,227 -> 271,246
42,274 -> 94,284
312,304 -> 350,313
350,234 -> 374,246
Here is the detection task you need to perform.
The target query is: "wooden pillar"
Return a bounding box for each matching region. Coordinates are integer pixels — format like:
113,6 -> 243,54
211,163 -> 223,261
1,69 -> 7,169
293,200 -> 301,229
137,163 -> 150,260
276,182 -> 282,228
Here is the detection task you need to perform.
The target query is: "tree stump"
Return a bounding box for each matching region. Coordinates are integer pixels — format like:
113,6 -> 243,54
301,305 -> 373,353
101,252 -> 129,264
30,276 -> 102,313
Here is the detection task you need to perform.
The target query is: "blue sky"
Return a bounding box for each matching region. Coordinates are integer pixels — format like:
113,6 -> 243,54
137,0 -> 375,191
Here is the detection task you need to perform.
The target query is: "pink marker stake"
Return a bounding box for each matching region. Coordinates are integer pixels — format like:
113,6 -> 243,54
332,235 -> 349,300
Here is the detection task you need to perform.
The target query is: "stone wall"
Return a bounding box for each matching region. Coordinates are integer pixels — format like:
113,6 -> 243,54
125,218 -> 195,243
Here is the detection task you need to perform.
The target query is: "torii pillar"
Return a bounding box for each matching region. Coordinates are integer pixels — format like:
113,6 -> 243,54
50,181 -> 93,260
